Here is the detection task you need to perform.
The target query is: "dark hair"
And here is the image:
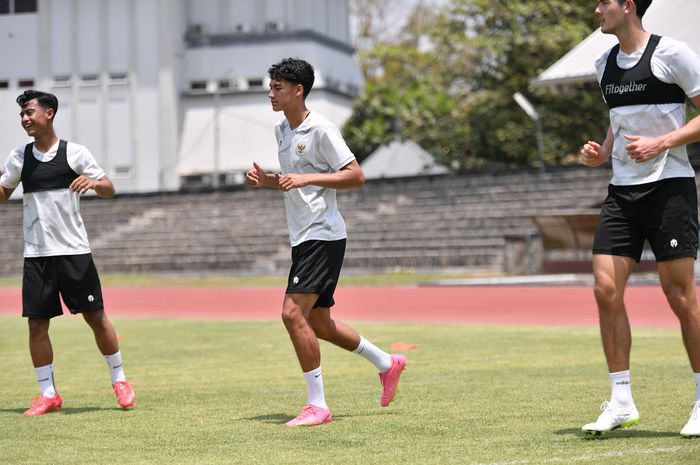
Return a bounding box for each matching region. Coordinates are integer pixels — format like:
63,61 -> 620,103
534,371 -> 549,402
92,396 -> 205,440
268,58 -> 315,98
16,90 -> 58,119
620,0 -> 652,18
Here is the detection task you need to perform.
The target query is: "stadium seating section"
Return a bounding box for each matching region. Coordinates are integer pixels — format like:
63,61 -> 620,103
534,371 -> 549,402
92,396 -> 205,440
0,166 -> 620,276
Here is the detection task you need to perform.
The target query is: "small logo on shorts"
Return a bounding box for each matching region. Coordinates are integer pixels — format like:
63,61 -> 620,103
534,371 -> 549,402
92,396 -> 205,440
88,295 -> 95,302
293,276 -> 300,285
670,239 -> 678,248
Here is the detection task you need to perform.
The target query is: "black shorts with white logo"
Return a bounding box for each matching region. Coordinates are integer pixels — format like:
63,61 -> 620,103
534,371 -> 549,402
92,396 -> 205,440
286,239 -> 346,308
593,177 -> 699,263
22,253 -> 105,319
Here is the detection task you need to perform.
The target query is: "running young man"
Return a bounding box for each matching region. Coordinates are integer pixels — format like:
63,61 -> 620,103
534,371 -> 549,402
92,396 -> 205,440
246,58 -> 407,427
0,90 -> 135,416
579,0 -> 700,437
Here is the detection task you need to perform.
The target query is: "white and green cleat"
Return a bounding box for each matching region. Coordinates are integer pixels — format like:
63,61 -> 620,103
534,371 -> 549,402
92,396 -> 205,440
581,401 -> 639,437
680,401 -> 700,437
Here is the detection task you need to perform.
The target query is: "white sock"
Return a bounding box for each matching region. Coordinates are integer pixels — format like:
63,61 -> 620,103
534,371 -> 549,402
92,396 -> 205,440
694,372 -> 700,402
353,336 -> 392,372
104,351 -> 126,384
35,364 -> 56,397
303,367 -> 328,410
610,370 -> 633,406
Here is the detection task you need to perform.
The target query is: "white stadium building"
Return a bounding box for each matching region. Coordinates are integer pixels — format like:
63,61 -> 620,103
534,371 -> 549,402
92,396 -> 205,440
0,0 -> 362,192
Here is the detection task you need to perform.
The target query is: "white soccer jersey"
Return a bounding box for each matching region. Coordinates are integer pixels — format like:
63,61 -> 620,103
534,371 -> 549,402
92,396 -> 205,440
0,140 -> 106,257
595,36 -> 700,186
275,111 -> 356,246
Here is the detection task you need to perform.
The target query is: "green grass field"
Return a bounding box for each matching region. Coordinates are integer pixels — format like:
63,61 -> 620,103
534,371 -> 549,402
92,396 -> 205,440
1,315 -> 699,465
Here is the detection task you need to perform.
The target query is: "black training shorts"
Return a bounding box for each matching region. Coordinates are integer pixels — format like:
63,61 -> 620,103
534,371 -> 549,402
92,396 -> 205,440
22,253 -> 105,319
286,239 -> 346,308
593,177 -> 699,263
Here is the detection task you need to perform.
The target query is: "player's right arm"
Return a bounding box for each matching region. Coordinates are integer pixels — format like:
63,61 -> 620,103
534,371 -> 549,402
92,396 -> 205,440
245,162 -> 280,189
579,126 -> 613,167
0,184 -> 15,203
0,149 -> 21,202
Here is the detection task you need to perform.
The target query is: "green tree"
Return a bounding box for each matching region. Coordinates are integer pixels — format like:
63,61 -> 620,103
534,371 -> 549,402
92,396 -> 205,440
344,40 -> 463,167
346,0 -> 609,171
345,1 -> 463,166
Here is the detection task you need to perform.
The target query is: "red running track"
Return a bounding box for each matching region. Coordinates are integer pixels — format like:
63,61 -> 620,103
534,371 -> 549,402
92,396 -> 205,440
0,285 -> 682,327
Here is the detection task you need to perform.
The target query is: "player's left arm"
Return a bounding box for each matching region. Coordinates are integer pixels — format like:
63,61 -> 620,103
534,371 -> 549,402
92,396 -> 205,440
69,174 -> 115,198
278,159 -> 365,192
624,94 -> 700,163
625,40 -> 700,164
68,144 -> 116,197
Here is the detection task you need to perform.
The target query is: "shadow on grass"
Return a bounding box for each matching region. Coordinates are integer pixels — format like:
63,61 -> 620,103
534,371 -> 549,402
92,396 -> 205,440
240,413 -> 346,425
555,427 -> 680,439
240,410 -> 397,425
0,406 -> 126,416
240,413 -> 290,424
61,406 -> 129,415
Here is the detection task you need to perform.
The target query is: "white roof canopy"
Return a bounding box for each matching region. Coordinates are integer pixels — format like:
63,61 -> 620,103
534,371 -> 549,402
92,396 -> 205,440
361,139 -> 449,179
533,0 -> 700,87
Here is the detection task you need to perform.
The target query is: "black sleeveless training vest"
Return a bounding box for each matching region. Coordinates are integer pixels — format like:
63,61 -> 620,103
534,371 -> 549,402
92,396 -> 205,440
20,139 -> 79,193
600,34 -> 686,109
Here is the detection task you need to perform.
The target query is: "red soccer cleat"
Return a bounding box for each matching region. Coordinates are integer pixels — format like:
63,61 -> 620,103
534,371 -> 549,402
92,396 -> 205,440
113,381 -> 136,409
23,394 -> 63,417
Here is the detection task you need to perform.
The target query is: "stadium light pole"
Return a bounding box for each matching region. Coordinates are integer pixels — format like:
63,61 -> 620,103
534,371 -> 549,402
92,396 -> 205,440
208,67 -> 236,189
213,83 -> 221,189
204,30 -> 221,190
513,92 -> 545,174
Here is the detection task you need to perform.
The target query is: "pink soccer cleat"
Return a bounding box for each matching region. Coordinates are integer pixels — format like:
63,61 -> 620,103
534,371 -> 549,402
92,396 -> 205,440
284,404 -> 332,427
23,394 -> 63,417
379,354 -> 407,407
113,381 -> 136,409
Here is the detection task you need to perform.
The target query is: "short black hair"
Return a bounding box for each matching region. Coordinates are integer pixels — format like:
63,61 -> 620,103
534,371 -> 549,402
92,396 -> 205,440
620,0 -> 652,18
17,90 -> 58,119
268,58 -> 315,98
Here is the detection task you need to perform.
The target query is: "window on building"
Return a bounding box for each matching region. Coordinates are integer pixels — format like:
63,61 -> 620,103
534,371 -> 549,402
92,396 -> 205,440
109,72 -> 128,84
247,78 -> 264,89
18,79 -> 34,88
80,74 -> 99,86
218,79 -> 236,92
15,0 -> 36,13
189,81 -> 207,92
0,80 -> 9,89
113,166 -> 132,178
0,0 -> 37,14
51,76 -> 71,87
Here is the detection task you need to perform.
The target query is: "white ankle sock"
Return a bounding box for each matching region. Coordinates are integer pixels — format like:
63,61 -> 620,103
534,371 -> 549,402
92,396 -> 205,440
694,372 -> 700,402
104,351 -> 126,384
303,367 -> 328,410
610,370 -> 633,406
353,336 -> 392,372
35,364 -> 56,397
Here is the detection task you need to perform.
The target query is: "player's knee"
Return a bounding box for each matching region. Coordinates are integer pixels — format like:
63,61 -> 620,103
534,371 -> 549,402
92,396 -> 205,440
83,310 -> 108,330
27,318 -> 50,338
662,282 -> 695,313
593,281 -> 620,309
281,304 -> 303,328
